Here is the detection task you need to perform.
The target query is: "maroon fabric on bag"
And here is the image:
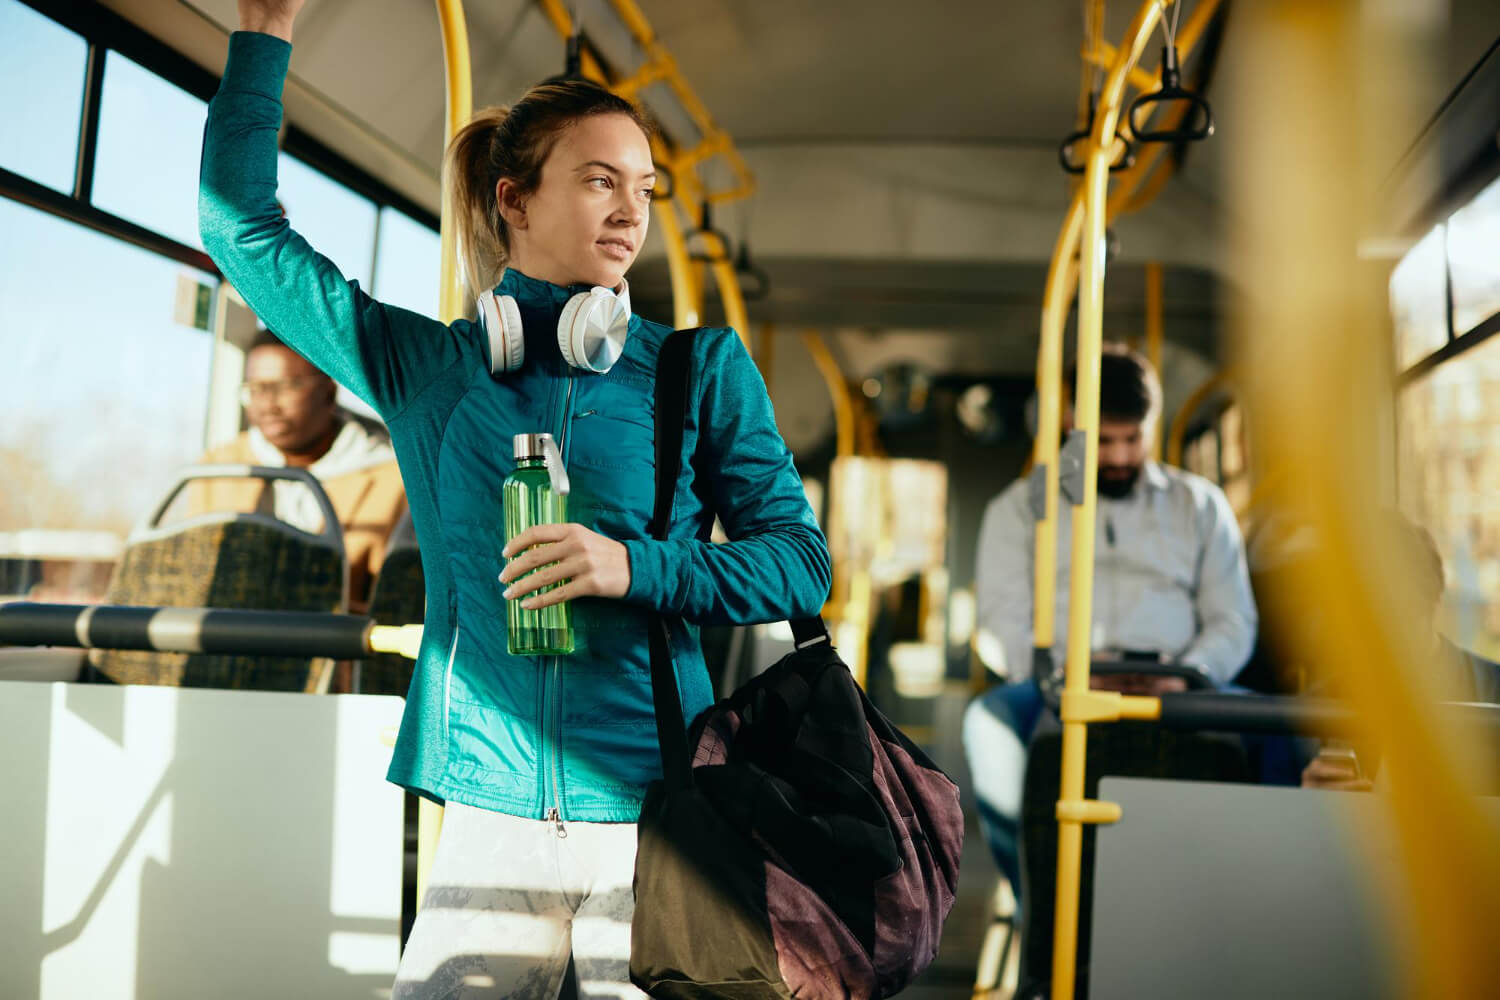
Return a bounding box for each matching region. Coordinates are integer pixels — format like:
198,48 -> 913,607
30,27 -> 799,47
868,731 -> 964,990
765,861 -> 879,999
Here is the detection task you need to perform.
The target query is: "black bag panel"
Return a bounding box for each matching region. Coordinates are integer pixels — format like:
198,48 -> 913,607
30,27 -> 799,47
631,782 -> 788,999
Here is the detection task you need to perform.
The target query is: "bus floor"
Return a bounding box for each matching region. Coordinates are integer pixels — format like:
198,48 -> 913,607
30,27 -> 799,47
900,684 -> 1014,999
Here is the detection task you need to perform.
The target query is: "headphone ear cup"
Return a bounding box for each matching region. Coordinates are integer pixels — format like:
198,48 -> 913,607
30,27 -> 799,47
558,287 -> 629,373
556,293 -> 589,370
479,291 -> 525,374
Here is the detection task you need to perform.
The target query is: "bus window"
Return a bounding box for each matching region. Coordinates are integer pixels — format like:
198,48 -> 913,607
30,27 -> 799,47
1448,173 -> 1500,336
0,199 -> 216,602
276,154 -> 379,289
372,207 -> 441,318
1389,221 -> 1450,370
1399,333 -> 1500,660
0,0 -> 86,194
93,51 -> 208,250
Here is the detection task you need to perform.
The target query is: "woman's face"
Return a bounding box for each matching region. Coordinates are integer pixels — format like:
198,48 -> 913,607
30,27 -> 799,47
501,113 -> 655,290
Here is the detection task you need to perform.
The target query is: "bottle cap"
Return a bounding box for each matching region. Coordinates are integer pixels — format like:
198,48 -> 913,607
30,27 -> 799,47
512,433 -> 570,495
514,433 -> 549,461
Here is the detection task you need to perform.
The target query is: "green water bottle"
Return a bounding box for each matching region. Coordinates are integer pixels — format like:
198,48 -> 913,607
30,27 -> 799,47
503,432 -> 575,656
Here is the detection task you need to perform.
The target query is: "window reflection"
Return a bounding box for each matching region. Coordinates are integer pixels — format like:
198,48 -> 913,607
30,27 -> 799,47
1400,335 -> 1500,659
0,0 -> 87,193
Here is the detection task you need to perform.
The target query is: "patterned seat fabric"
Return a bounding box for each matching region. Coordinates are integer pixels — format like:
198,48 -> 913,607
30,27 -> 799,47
90,518 -> 344,692
360,542 -> 425,696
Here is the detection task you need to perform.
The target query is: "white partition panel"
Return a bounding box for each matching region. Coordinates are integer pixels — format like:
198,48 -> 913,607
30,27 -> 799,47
0,682 -> 406,1000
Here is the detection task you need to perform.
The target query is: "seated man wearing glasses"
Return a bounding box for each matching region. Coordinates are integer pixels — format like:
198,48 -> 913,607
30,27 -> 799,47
192,331 -> 408,616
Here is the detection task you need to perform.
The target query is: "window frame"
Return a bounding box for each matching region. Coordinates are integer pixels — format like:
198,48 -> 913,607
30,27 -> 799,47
1395,163 -> 1500,389
1,0 -> 439,280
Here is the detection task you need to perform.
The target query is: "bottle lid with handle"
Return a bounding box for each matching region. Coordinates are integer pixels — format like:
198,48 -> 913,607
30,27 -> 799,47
513,432 -> 571,496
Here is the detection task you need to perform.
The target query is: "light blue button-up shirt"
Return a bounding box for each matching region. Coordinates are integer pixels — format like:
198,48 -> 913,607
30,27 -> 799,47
975,461 -> 1258,686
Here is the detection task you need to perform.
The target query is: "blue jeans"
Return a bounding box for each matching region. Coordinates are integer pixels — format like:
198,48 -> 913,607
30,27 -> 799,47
962,681 -> 1046,903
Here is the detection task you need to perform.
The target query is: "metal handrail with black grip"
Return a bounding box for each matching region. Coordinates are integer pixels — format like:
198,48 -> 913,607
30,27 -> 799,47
0,602 -> 423,660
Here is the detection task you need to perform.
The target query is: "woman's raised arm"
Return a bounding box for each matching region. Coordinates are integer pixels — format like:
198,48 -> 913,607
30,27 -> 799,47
200,12 -> 481,420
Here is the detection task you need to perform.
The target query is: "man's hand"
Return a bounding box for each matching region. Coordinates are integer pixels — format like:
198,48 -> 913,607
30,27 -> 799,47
1301,752 -> 1374,792
238,0 -> 304,41
500,523 -> 631,610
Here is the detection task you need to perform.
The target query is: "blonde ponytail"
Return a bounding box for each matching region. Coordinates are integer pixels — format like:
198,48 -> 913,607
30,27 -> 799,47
444,106 -> 510,298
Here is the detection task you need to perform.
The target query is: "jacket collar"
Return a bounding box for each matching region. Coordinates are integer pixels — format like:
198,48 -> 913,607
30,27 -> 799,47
496,269 -> 633,318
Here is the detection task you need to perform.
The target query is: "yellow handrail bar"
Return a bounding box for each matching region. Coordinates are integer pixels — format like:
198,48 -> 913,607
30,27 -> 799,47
1145,260 -> 1165,459
1053,5 -> 1171,998
424,0 -> 475,911
435,0 -> 472,324
1031,200 -> 1084,679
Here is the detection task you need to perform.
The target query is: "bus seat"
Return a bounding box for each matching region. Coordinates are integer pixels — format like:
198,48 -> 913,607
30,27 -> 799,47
1014,720 -> 1252,998
87,466 -> 347,693
359,512 -> 424,696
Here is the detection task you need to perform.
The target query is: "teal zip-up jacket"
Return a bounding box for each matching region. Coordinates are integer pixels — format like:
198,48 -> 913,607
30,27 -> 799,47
199,31 -> 831,821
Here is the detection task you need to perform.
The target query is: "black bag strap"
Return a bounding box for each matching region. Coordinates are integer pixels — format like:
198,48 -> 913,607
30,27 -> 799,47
649,329 -> 701,789
647,329 -> 833,789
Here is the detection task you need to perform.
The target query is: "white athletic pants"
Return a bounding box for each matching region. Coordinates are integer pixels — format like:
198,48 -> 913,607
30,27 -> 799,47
392,802 -> 647,1000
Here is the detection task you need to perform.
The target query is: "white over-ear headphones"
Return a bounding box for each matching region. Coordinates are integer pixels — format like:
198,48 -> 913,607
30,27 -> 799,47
477,280 -> 632,376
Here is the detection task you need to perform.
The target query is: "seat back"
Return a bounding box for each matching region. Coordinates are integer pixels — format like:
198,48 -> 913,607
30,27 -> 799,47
89,465 -> 347,692
359,513 -> 425,696
1016,721 -> 1251,996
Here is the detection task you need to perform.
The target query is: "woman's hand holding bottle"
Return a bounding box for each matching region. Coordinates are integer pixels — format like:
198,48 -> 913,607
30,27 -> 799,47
501,524 -> 631,609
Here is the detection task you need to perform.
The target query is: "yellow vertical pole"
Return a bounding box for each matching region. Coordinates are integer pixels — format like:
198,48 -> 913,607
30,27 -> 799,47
422,0 -> 473,912
654,193 -> 701,330
708,244 -> 751,352
435,0 -> 472,321
1145,260 -> 1164,460
802,330 -> 854,461
1033,199 -> 1084,673
1051,4 -> 1167,997
1233,3 -> 1500,996
758,322 -> 776,399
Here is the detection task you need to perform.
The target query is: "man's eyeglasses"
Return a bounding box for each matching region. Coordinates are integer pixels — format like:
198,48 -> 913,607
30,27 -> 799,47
238,375 -> 324,407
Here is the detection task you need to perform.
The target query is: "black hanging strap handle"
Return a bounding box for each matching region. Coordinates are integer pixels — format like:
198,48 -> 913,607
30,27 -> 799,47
685,201 -> 735,264
1127,45 -> 1215,143
648,329 -> 829,788
1058,94 -> 1137,175
733,242 -> 771,302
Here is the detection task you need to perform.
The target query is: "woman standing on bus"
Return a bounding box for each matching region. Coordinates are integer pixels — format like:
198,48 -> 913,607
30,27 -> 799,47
201,2 -> 830,996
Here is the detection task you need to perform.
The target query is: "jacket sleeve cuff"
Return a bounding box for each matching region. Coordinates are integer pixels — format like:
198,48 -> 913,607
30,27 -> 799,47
622,539 -> 684,612
223,31 -> 292,99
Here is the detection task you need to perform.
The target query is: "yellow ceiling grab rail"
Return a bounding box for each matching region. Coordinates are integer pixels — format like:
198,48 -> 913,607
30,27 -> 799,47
1165,367 -> 1237,467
